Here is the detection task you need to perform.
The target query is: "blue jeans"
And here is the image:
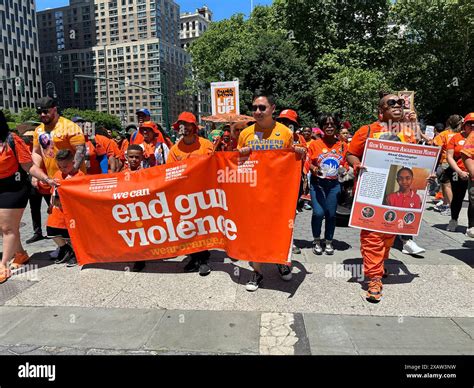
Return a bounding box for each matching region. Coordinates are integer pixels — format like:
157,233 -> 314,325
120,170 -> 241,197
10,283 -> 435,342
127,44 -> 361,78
310,177 -> 341,241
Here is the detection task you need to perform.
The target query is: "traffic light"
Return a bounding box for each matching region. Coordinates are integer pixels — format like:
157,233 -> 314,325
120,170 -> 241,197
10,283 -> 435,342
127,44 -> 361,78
74,79 -> 79,94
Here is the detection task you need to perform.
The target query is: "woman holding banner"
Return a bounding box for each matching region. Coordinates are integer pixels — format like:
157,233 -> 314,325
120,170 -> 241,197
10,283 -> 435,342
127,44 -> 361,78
0,111 -> 57,283
461,116 -> 474,238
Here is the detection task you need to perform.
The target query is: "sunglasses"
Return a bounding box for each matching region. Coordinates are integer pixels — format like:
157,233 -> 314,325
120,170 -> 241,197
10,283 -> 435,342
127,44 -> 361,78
386,99 -> 405,108
37,108 -> 51,115
252,105 -> 267,112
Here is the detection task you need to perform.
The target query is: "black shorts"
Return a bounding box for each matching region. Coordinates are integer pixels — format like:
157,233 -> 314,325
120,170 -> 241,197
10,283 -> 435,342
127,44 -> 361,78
46,226 -> 70,239
438,167 -> 453,184
0,175 -> 29,209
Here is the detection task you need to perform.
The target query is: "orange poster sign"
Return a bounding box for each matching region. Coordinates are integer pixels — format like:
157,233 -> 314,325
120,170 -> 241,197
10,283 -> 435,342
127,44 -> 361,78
211,81 -> 240,115
58,150 -> 300,266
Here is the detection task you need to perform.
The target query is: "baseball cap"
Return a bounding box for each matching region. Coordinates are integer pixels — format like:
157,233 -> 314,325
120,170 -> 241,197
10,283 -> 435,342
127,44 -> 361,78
35,96 -> 57,110
136,108 -> 151,117
72,116 -> 86,123
277,109 -> 299,126
464,113 -> 474,124
172,112 -> 198,131
312,127 -> 324,136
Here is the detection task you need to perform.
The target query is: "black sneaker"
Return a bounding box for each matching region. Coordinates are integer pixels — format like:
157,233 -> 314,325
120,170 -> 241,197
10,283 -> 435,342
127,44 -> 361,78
198,262 -> 211,276
277,264 -> 292,281
132,261 -> 146,272
184,257 -> 199,272
66,254 -> 77,268
26,234 -> 45,244
246,272 -> 263,292
54,245 -> 73,264
292,245 -> 301,254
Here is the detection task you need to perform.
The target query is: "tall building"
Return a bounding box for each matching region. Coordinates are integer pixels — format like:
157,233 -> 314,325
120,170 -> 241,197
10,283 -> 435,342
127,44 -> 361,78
180,6 -> 212,49
93,0 -> 189,126
38,0 -> 190,129
0,0 -> 42,112
180,6 -> 213,120
37,0 -> 96,110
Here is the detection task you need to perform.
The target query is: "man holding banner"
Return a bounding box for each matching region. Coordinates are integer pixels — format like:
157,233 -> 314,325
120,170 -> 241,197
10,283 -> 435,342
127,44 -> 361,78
238,92 -> 306,291
168,112 -> 214,276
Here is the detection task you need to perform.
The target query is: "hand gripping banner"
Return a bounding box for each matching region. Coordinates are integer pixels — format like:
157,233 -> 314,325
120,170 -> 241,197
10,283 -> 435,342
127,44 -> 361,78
58,150 -> 301,266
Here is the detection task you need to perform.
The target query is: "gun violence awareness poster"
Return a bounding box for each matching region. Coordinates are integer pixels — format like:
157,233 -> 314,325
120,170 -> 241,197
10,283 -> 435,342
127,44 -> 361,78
349,139 -> 440,235
58,150 -> 301,266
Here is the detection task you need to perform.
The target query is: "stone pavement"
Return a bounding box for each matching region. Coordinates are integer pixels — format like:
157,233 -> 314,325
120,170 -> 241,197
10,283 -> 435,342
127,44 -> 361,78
0,197 -> 472,355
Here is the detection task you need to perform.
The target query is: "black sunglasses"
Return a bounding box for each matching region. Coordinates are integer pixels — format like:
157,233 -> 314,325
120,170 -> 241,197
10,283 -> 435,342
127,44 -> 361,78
37,108 -> 51,115
386,99 -> 405,108
252,105 -> 267,112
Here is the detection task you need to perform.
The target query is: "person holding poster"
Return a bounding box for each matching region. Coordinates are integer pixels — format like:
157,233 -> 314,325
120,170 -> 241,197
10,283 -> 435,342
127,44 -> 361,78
445,113 -> 474,233
308,113 -> 347,255
167,112 -> 214,276
461,116 -> 474,238
346,92 -> 421,303
238,92 -> 306,291
137,122 -> 169,168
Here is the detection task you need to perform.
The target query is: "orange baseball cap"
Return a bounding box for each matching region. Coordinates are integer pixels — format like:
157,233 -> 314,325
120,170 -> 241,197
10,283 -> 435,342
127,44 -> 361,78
172,112 -> 198,130
277,109 -> 299,126
464,113 -> 474,124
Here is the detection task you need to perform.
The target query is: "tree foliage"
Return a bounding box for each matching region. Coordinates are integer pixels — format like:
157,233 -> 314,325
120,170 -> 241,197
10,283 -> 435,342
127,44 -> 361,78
188,0 -> 473,129
62,108 -> 122,129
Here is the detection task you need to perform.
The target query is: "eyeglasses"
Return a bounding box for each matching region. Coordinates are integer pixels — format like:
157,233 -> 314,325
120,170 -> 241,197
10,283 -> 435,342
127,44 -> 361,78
252,105 -> 267,112
386,99 -> 405,108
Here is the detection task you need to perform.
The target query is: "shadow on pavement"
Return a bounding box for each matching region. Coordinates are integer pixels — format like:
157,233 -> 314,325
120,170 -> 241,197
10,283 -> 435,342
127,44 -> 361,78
432,223 -> 468,234
342,258 -> 419,290
293,239 -> 352,251
439,248 -> 474,268
81,253 -> 310,297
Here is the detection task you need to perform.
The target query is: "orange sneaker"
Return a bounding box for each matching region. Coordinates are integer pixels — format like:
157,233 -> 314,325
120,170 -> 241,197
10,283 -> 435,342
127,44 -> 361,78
0,264 -> 12,284
435,191 -> 444,200
9,251 -> 29,270
366,277 -> 383,303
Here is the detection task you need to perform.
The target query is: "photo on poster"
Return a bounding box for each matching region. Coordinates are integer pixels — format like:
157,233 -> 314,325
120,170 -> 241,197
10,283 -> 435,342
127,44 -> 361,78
382,165 -> 431,211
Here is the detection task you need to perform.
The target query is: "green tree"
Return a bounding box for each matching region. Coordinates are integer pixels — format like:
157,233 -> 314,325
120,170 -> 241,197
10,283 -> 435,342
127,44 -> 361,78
62,108 -> 122,129
385,0 -> 474,122
18,107 -> 39,123
1,109 -> 17,123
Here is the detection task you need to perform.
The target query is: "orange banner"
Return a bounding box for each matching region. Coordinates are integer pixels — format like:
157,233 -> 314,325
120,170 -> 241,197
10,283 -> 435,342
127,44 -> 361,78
58,150 -> 301,266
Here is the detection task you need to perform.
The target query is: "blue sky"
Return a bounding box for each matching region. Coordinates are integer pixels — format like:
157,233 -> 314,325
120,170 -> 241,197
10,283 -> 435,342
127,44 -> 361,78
36,0 -> 274,20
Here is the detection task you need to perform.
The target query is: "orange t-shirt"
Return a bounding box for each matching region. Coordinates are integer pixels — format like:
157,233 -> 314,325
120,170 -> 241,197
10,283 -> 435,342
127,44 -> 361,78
47,170 -> 85,229
433,129 -> 455,164
0,134 -> 32,179
118,139 -> 129,161
167,136 -> 214,163
461,131 -> 474,159
447,133 -> 468,172
85,140 -> 102,175
33,116 -> 86,177
309,138 -> 347,180
348,121 -> 412,159
94,134 -> 121,158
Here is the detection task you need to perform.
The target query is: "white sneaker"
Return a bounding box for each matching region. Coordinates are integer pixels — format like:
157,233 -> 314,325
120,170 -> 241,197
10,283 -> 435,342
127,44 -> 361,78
434,200 -> 444,209
446,219 -> 458,232
466,227 -> 474,238
440,207 -> 451,216
402,239 -> 426,255
312,239 -> 323,255
325,240 -> 334,255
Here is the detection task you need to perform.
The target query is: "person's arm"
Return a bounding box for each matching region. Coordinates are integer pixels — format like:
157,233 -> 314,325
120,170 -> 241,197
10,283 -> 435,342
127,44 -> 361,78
108,156 -> 119,173
461,154 -> 474,179
447,148 -> 469,180
72,144 -> 86,173
20,162 -> 57,187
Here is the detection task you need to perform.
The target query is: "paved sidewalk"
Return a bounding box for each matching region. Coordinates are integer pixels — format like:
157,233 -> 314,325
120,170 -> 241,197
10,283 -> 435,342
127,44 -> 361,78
0,197 -> 472,355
